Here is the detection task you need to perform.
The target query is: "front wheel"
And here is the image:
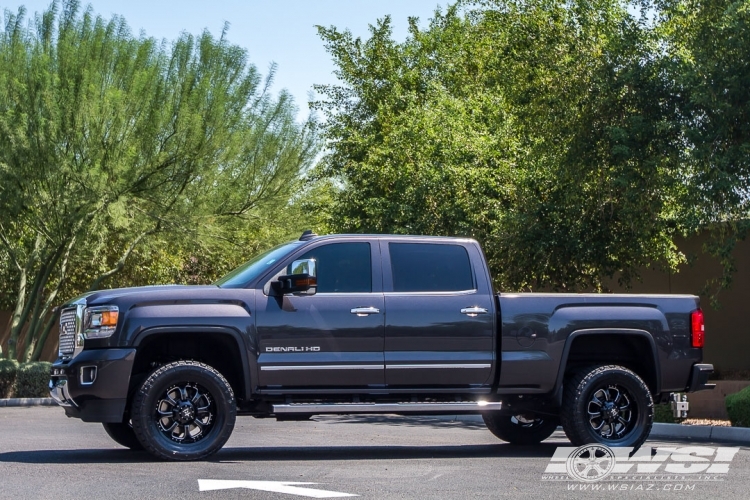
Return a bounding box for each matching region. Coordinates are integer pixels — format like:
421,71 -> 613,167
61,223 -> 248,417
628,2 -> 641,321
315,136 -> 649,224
131,360 -> 236,461
561,365 -> 653,451
483,413 -> 559,444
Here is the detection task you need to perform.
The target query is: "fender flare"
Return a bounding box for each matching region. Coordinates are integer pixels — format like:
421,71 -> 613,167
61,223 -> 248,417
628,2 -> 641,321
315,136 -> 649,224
132,325 -> 254,401
551,328 -> 661,406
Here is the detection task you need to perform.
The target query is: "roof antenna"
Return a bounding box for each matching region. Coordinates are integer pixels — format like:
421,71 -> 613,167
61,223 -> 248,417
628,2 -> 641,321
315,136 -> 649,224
299,230 -> 318,241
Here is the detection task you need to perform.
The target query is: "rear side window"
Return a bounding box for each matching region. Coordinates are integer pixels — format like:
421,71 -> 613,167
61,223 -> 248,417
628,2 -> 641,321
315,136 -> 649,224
389,243 -> 474,292
290,242 -> 372,293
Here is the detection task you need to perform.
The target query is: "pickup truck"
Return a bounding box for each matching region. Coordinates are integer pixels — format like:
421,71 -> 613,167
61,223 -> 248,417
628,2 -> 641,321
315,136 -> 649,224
49,232 -> 715,461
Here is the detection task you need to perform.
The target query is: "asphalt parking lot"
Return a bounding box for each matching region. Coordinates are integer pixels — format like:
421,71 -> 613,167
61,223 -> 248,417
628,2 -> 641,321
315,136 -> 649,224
1,406 -> 748,499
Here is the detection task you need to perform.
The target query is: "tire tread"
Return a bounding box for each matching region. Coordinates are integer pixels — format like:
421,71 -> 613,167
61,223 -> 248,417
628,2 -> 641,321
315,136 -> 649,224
131,360 -> 236,461
560,364 -> 653,451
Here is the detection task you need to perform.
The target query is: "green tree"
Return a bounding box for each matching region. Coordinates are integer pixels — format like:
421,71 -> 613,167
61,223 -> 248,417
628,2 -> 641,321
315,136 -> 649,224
656,0 -> 750,301
314,0 -> 685,291
0,1 -> 319,360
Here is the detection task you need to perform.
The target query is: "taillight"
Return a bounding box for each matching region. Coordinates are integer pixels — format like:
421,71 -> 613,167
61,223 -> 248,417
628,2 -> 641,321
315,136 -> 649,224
691,309 -> 705,348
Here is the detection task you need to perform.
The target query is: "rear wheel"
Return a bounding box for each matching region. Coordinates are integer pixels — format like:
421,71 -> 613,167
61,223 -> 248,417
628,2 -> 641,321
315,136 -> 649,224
101,421 -> 143,450
561,365 -> 653,451
131,360 -> 236,461
483,413 -> 559,444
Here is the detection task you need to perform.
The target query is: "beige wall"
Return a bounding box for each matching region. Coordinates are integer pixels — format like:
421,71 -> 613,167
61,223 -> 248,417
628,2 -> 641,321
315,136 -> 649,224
606,232 -> 750,372
0,310 -> 60,362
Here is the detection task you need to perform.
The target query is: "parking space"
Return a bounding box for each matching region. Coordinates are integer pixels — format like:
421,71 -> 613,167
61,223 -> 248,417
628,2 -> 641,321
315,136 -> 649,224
1,407 -> 748,499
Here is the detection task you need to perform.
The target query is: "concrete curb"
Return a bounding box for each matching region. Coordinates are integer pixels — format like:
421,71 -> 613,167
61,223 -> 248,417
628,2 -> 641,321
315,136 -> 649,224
0,398 -> 56,407
651,422 -> 750,445
439,416 -> 750,445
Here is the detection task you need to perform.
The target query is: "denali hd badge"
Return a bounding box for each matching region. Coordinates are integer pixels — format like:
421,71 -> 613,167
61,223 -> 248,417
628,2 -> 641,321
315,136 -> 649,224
265,346 -> 321,352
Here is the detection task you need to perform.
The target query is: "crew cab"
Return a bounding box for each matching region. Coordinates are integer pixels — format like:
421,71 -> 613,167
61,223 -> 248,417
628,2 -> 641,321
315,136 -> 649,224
49,232 -> 714,460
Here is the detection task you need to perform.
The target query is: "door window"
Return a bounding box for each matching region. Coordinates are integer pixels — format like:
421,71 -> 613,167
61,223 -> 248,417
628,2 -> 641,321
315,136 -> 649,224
290,242 -> 372,293
389,243 -> 474,292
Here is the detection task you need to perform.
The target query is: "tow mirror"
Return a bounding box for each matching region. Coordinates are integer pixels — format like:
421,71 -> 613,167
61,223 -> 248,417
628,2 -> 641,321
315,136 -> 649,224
272,259 -> 317,295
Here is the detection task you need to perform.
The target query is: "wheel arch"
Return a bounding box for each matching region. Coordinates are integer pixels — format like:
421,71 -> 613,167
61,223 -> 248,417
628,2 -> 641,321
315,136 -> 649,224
131,326 -> 253,402
552,329 -> 661,406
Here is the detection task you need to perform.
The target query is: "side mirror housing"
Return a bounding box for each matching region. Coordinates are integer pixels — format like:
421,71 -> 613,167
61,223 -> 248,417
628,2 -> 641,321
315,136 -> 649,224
271,259 -> 317,295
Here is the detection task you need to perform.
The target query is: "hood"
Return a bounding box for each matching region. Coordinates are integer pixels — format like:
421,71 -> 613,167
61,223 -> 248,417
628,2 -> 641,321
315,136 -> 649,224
63,285 -> 220,308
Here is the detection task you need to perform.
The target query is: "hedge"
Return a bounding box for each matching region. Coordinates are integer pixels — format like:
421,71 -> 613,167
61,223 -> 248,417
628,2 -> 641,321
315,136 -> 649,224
726,385 -> 750,428
0,359 -> 19,398
15,361 -> 52,398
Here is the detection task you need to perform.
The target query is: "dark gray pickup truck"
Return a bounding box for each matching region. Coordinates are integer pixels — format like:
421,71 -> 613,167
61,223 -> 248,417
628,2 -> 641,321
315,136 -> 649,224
49,232 -> 714,460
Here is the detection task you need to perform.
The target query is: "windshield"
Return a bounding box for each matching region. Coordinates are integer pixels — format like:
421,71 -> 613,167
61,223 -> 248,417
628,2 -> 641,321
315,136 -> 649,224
214,241 -> 302,287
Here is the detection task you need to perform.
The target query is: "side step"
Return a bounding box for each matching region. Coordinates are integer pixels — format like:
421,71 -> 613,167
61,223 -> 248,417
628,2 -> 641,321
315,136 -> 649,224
272,401 -> 502,414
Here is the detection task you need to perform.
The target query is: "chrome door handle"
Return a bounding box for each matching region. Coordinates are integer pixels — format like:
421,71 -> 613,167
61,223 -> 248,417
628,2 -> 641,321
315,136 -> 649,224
351,307 -> 380,316
461,307 -> 488,317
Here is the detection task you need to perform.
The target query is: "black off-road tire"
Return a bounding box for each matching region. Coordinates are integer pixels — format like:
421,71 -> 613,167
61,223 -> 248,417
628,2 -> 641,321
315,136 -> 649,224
131,361 -> 236,461
482,413 -> 559,444
102,421 -> 144,450
561,365 -> 653,451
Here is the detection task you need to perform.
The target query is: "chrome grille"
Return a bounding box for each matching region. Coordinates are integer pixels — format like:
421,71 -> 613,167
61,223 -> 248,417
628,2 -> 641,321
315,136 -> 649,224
58,308 -> 77,356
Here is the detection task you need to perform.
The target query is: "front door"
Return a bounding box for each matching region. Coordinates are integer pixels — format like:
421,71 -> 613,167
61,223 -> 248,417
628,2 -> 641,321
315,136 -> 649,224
383,241 -> 495,387
255,240 -> 385,388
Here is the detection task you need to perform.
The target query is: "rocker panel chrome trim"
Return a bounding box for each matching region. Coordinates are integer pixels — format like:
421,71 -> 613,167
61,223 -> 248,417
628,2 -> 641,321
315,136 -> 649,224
272,401 -> 503,414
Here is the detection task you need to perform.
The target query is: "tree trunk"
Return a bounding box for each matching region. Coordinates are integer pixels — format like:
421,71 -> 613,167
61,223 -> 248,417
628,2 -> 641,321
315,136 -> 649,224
6,235 -> 43,360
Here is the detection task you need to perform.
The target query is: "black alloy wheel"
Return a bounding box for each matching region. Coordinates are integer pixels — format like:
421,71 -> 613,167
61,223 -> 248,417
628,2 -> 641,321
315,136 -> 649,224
561,365 -> 653,451
154,382 -> 216,444
131,361 -> 236,461
586,384 -> 635,440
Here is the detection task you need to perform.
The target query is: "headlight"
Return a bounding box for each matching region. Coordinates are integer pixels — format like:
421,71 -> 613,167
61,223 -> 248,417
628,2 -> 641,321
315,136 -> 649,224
83,306 -> 119,339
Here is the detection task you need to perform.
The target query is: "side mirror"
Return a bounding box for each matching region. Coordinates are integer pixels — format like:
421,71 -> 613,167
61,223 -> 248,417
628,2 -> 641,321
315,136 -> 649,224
272,259 -> 317,295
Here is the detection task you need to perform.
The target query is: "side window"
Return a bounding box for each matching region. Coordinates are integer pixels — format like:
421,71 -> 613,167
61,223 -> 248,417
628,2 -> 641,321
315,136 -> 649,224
289,242 -> 372,293
389,243 -> 474,292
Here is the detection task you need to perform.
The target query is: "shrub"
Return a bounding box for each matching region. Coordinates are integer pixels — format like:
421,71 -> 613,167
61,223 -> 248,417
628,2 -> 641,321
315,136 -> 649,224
654,402 -> 680,424
726,385 -> 750,427
0,359 -> 19,398
15,362 -> 52,398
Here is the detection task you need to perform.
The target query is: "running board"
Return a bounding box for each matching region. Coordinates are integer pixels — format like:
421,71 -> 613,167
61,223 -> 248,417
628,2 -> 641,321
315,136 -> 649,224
272,401 -> 503,414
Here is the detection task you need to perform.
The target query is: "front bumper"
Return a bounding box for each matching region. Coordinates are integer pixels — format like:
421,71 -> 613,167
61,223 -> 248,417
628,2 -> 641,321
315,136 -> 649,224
49,348 -> 136,422
686,363 -> 716,392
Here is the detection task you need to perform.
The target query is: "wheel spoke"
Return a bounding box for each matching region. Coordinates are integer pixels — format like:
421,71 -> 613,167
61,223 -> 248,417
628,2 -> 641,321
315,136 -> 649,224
191,391 -> 203,405
163,420 -> 178,432
612,388 -> 621,404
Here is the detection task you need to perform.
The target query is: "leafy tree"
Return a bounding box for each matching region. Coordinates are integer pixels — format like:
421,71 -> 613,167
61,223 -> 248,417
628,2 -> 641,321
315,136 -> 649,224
0,1 -> 319,360
656,0 -> 750,302
314,0 -> 685,291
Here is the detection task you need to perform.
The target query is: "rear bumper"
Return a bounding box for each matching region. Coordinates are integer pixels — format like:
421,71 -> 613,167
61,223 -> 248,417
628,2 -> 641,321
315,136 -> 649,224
687,363 -> 715,392
49,348 -> 135,422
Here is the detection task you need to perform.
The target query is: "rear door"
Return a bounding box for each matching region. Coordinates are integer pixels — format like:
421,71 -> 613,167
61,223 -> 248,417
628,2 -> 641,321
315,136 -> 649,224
255,239 -> 385,388
383,240 -> 495,387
